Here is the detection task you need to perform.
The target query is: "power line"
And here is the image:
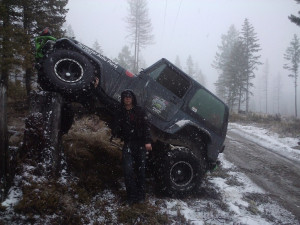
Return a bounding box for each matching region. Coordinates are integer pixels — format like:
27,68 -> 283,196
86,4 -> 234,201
163,0 -> 167,35
172,0 -> 183,35
160,0 -> 168,55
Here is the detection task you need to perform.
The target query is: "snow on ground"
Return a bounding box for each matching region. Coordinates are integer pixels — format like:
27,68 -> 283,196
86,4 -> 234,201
1,122 -> 299,224
228,122 -> 300,162
157,153 -> 297,225
157,122 -> 299,224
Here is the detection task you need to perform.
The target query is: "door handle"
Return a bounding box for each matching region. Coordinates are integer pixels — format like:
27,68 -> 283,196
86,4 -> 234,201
170,96 -> 177,104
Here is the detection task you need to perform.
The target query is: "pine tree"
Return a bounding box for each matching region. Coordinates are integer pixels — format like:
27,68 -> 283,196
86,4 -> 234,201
92,40 -> 103,54
115,45 -> 134,71
125,0 -> 154,73
186,55 -> 195,79
283,34 -> 300,117
1,0 -> 68,197
0,0 -> 23,86
240,18 -> 262,113
34,0 -> 68,37
213,25 -> 239,103
65,24 -> 75,38
174,55 -> 182,69
223,40 -> 247,110
262,59 -> 269,114
289,0 -> 300,26
0,0 -> 22,198
194,63 -> 206,86
275,73 -> 281,114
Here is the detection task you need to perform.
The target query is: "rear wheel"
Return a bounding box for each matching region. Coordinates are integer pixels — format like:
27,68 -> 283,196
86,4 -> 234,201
40,49 -> 95,96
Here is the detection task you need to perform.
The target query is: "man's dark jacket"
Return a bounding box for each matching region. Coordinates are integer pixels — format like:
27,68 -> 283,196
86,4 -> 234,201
112,90 -> 151,145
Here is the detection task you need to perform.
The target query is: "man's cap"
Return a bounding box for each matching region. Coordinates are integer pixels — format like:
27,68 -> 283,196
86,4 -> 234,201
121,89 -> 133,98
121,89 -> 137,106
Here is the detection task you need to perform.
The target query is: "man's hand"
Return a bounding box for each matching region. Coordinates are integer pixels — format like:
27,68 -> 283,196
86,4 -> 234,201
145,143 -> 152,151
93,77 -> 99,88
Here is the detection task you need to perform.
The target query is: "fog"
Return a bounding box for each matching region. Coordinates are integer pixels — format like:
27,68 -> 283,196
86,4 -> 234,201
66,0 -> 299,117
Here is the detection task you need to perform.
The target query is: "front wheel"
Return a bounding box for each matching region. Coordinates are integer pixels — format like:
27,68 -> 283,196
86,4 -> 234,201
157,148 -> 206,196
40,49 -> 95,96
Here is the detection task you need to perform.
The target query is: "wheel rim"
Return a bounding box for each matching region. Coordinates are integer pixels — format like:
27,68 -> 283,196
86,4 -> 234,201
170,161 -> 193,187
54,58 -> 84,83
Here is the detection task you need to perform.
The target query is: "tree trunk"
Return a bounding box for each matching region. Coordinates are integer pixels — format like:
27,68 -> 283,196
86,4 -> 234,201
0,83 -> 9,201
25,68 -> 32,97
295,79 -> 298,118
0,1 -> 11,196
246,78 -> 249,113
134,26 -> 138,74
22,91 -> 64,177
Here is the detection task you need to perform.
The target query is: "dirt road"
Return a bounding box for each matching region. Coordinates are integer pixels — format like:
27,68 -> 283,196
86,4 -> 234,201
224,130 -> 300,222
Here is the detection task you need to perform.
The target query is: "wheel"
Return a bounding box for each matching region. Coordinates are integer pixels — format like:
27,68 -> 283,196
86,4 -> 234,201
158,147 -> 206,196
41,49 -> 95,95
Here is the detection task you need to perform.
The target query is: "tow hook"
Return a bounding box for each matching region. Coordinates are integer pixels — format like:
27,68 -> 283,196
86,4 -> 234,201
220,145 -> 225,153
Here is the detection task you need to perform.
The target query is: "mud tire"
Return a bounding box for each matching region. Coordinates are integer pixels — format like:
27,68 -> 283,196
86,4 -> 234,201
40,49 -> 94,96
157,147 -> 206,196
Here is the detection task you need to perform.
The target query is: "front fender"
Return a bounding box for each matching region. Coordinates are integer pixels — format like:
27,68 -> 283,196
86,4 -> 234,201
165,120 -> 224,162
165,120 -> 211,141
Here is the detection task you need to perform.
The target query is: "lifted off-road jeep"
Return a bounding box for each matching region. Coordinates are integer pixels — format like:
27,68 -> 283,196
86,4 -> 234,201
36,35 -> 229,196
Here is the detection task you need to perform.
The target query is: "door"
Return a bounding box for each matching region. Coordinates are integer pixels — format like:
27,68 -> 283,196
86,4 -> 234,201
142,62 -> 191,121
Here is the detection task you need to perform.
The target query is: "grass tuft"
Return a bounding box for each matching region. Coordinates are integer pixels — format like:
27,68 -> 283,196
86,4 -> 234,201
117,203 -> 170,224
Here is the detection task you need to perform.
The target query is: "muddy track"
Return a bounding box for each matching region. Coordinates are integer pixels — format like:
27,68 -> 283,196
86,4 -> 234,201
224,130 -> 300,222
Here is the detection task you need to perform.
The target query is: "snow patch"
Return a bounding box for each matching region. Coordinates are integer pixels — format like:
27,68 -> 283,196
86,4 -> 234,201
175,120 -> 191,127
228,123 -> 300,162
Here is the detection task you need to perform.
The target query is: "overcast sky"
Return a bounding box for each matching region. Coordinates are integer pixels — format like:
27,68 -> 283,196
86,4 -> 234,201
66,0 -> 299,115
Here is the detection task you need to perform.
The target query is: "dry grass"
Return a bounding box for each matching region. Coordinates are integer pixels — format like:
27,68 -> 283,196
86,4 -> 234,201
63,115 -> 124,192
61,115 -> 172,224
117,203 -> 171,224
230,112 -> 300,138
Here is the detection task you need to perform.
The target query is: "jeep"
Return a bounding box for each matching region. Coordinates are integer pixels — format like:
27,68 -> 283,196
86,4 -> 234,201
36,36 -> 229,196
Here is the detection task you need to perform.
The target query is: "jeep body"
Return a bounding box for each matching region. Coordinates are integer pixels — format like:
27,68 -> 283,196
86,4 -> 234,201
37,37 -> 229,195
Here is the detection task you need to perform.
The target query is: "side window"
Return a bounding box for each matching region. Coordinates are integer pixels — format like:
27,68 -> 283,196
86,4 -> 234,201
148,64 -> 166,80
149,64 -> 190,98
188,88 -> 225,130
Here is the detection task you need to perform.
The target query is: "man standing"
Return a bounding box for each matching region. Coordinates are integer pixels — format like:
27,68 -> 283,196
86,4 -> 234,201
112,89 -> 152,205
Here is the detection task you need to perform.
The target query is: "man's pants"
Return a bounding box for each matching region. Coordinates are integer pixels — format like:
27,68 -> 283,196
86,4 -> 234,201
122,142 -> 146,203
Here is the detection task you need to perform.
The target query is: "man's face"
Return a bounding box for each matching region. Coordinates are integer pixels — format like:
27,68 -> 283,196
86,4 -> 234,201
124,95 -> 133,106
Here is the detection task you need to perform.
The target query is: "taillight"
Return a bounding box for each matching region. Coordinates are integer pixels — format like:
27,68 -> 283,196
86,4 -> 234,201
125,70 -> 134,77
